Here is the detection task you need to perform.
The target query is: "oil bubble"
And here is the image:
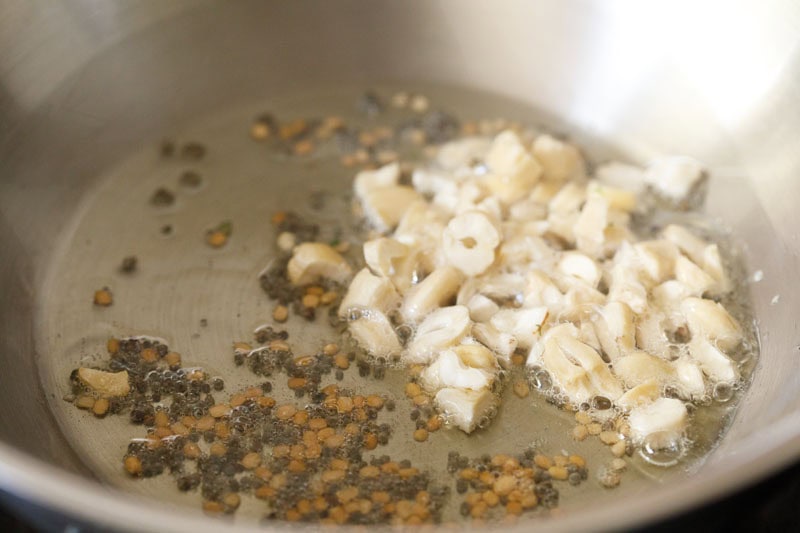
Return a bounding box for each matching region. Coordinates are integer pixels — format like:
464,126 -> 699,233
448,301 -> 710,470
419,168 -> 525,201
639,433 -> 685,467
713,382 -> 734,403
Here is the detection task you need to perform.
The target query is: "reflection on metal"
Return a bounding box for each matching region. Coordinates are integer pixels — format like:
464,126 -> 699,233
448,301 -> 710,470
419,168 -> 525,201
0,0 -> 799,530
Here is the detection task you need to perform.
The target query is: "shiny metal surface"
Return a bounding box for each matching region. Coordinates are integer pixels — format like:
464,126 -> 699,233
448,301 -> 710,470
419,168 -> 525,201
0,0 -> 799,530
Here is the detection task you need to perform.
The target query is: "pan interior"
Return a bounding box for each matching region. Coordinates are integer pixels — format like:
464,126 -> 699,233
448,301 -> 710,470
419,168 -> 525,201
35,82 -> 758,523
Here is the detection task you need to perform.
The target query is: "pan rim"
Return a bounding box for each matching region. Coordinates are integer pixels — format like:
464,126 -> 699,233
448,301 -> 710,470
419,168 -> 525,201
1,409 -> 799,531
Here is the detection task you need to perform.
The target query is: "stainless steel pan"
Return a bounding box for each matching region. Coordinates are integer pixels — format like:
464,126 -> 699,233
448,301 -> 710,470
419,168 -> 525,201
1,1 -> 799,530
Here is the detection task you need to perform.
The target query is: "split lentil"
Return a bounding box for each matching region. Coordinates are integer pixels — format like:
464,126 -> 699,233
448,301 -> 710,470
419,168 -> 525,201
93,288 -> 113,307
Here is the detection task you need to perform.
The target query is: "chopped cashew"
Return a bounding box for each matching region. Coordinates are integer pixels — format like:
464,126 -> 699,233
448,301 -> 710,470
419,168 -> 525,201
354,162 -> 400,201
348,309 -> 402,359
405,305 -> 471,364
612,351 -> 675,389
360,186 -> 421,233
689,337 -> 738,383
435,387 -> 496,434
436,137 -> 492,171
401,266 -> 463,323
628,397 -> 688,447
421,349 -> 494,392
466,293 -> 500,323
644,156 -> 706,204
557,252 -> 601,288
473,322 -> 518,365
595,161 -> 646,194
363,237 -> 410,278
592,301 -> 636,362
338,268 -> 400,318
442,211 -> 501,276
483,130 -> 542,203
617,380 -> 660,410
681,297 -> 742,352
340,128 -> 746,438
287,243 -> 352,286
586,181 -> 637,212
452,343 -> 497,369
488,307 -> 548,350
531,134 -> 585,182
78,368 -> 130,397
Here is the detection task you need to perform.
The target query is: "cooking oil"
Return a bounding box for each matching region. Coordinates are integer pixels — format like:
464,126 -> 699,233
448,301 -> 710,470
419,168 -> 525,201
36,82 -> 759,523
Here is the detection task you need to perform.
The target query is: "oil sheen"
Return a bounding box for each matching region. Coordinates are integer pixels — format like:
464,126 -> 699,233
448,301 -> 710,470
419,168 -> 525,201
36,83 -> 758,522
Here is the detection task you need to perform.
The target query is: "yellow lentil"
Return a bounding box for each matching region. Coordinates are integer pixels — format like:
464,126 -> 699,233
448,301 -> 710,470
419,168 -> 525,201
170,422 -> 189,436
223,493 -> 240,511
287,377 -> 307,390
426,415 -> 442,432
493,475 -> 517,496
302,294 -> 320,308
306,286 -> 324,296
292,411 -> 309,426
183,442 -> 201,459
250,121 -> 270,140
336,487 -> 359,504
141,348 -> 158,363
363,433 -> 378,450
513,380 -> 530,398
254,466 -> 272,482
506,501 -> 523,516
269,339 -> 290,352
206,230 -> 228,248
569,454 -> 586,468
482,490 -> 500,507
404,382 -> 422,398
320,291 -> 338,305
93,288 -> 113,306
195,416 -> 214,431
202,501 -> 223,514
272,305 -> 289,323
323,343 -> 339,356
600,431 -> 620,445
123,456 -> 142,476
324,434 -> 345,448
412,394 -> 430,407
164,351 -> 181,368
208,404 -> 230,418
521,493 -> 539,509
210,443 -> 227,456
92,398 -> 109,417
366,395 -> 384,409
337,396 -> 354,413
106,338 -> 120,354
610,458 -> 627,472
240,452 -> 261,470
611,440 -> 627,458
275,404 -> 296,420
470,502 -> 488,519
288,460 -> 306,473
359,465 -> 380,478
573,424 -> 588,441
534,454 -> 552,469
548,466 -> 569,480
75,395 -> 95,410
308,417 -> 327,430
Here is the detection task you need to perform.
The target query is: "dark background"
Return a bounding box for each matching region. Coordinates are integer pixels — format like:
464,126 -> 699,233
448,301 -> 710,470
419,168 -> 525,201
1,460 -> 799,532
